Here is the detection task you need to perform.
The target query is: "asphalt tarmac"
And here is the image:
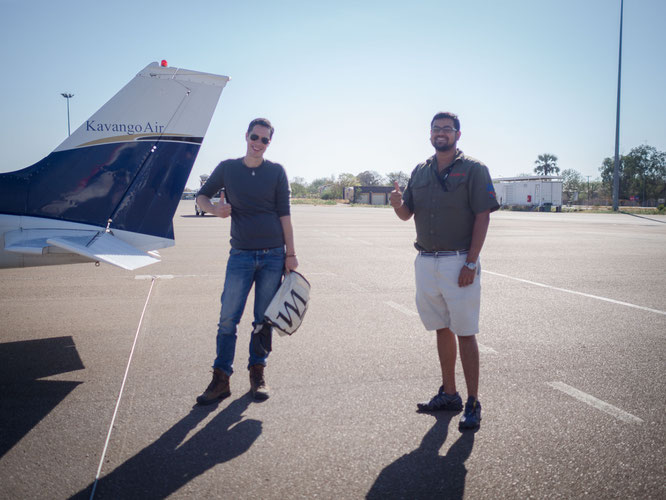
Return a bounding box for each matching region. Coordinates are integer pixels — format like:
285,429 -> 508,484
1,202 -> 665,499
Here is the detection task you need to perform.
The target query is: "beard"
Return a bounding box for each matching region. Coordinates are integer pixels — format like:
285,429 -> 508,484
434,143 -> 455,152
433,140 -> 456,152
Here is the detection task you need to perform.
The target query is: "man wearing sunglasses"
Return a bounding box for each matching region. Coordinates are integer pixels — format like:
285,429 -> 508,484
195,118 -> 298,404
389,111 -> 499,431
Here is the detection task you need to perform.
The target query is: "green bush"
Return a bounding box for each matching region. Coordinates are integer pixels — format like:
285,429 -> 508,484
291,198 -> 336,205
501,205 -> 534,212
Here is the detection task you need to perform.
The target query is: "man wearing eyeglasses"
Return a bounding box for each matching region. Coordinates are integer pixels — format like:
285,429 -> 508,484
389,111 -> 499,430
195,118 -> 298,404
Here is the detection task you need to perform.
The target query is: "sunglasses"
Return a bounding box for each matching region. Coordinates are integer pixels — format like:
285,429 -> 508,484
250,134 -> 270,145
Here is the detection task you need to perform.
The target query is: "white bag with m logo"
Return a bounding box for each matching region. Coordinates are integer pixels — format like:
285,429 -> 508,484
264,271 -> 311,336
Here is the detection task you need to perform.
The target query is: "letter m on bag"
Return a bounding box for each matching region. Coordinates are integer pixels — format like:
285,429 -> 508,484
264,271 -> 311,335
277,290 -> 307,327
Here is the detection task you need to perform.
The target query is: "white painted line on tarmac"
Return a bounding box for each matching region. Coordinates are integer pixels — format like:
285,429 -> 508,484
483,270 -> 666,316
383,301 -> 498,354
134,274 -> 222,280
478,344 -> 498,354
385,301 -> 419,316
346,237 -> 373,246
349,282 -> 368,292
547,381 -> 643,424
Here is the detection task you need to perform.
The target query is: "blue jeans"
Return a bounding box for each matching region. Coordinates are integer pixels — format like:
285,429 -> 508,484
214,247 -> 285,375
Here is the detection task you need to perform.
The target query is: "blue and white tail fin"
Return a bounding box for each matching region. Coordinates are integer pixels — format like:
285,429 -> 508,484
0,62 -> 229,270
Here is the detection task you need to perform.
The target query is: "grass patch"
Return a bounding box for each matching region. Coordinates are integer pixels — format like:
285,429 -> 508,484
562,206 -> 664,215
291,198 -> 340,205
291,198 -> 394,208
499,205 -> 537,212
348,203 -> 392,208
290,200 -> 665,215
499,205 -> 664,215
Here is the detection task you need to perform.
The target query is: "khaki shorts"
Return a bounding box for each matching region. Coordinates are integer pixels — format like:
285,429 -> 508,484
414,253 -> 481,335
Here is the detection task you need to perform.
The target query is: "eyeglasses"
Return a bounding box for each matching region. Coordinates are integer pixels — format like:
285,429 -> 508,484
250,134 -> 270,145
431,126 -> 458,134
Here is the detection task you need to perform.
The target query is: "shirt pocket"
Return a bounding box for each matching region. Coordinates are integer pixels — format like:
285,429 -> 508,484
410,175 -> 431,190
409,177 -> 430,210
440,180 -> 469,207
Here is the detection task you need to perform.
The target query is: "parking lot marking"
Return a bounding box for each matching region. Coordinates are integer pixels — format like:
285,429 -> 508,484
318,231 -> 341,238
384,301 -> 498,354
548,381 -> 643,424
346,237 -> 373,246
384,301 -> 419,316
349,282 -> 368,293
478,344 -> 498,354
484,270 -> 666,316
134,274 -> 221,280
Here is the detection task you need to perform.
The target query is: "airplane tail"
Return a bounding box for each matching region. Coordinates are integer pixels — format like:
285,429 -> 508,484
0,62 -> 229,269
0,62 -> 228,239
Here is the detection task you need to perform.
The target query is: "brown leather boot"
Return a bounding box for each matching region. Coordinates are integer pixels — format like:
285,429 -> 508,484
196,368 -> 230,405
249,364 -> 269,400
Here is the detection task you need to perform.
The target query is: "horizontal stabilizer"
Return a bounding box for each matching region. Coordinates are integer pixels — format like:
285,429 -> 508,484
47,232 -> 160,270
5,229 -> 160,270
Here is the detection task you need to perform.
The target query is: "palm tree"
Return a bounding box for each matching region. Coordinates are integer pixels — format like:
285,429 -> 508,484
534,154 -> 560,176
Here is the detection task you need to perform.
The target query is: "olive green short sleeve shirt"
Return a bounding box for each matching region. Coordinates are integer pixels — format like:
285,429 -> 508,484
402,150 -> 499,251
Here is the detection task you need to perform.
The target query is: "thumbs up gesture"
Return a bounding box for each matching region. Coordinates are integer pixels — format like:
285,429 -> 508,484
389,181 -> 403,209
216,201 -> 232,218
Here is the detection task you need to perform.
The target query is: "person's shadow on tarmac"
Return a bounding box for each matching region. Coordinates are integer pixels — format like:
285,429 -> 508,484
366,413 -> 476,500
71,395 -> 260,499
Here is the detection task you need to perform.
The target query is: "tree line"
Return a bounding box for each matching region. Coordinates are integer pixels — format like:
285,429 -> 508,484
290,170 -> 410,199
214,144 -> 664,207
528,146 -> 666,206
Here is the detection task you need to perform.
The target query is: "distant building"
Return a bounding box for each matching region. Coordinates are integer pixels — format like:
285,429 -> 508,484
493,176 -> 563,210
345,186 -> 403,205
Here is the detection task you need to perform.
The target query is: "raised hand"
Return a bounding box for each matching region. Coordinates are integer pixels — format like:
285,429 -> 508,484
215,201 -> 232,218
389,181 -> 403,209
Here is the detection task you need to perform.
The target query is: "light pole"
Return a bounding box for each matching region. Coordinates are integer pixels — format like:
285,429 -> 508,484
612,0 -> 624,211
61,93 -> 74,136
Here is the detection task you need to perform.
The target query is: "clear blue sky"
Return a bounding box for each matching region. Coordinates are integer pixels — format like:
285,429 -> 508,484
1,0 -> 664,189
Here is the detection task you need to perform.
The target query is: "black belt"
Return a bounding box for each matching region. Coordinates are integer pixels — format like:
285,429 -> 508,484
418,249 -> 468,257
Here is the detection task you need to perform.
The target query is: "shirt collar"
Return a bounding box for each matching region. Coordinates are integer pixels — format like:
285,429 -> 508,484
429,149 -> 464,171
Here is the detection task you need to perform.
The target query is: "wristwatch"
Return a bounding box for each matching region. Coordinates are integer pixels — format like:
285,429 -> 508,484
463,261 -> 477,271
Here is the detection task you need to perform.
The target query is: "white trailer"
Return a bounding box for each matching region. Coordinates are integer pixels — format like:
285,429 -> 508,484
493,176 -> 563,209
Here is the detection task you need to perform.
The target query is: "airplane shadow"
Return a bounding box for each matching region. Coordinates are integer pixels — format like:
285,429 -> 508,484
0,336 -> 84,458
366,413 -> 476,500
71,395 -> 261,499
